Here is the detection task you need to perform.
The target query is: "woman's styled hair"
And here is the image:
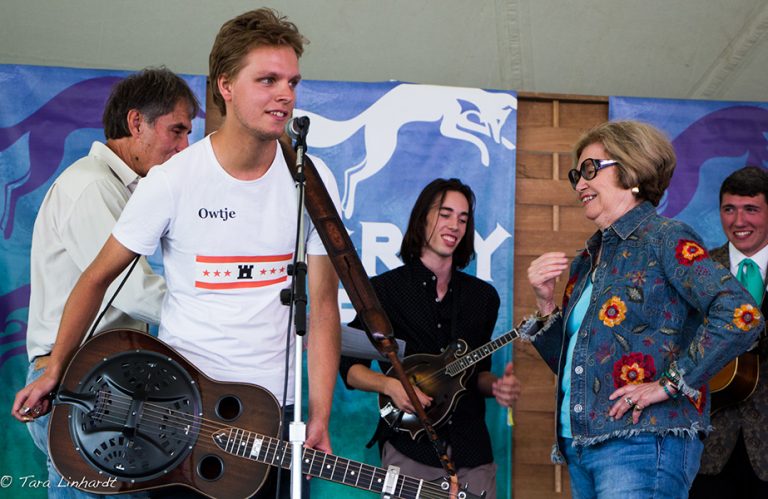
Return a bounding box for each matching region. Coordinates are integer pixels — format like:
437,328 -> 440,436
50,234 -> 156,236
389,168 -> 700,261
574,120 -> 676,206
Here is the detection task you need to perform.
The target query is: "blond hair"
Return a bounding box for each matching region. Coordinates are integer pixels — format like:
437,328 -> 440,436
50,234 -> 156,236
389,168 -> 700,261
574,120 -> 676,206
209,8 -> 307,115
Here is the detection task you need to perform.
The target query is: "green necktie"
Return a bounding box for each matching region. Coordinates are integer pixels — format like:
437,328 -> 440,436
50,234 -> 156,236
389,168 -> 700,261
737,258 -> 764,304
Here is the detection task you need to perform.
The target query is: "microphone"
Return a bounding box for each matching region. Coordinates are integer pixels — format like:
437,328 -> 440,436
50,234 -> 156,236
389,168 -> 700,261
285,116 -> 310,141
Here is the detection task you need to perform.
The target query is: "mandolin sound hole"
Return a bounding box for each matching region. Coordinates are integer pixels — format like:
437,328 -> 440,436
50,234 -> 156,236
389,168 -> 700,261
197,454 -> 224,481
215,395 -> 242,421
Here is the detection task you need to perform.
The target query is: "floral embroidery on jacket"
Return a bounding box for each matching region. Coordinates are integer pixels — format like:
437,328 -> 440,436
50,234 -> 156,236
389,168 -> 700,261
629,270 -> 646,286
688,385 -> 707,414
612,352 -> 657,388
527,202 -> 762,449
599,296 -> 627,327
675,239 -> 707,266
562,272 -> 579,310
733,303 -> 762,331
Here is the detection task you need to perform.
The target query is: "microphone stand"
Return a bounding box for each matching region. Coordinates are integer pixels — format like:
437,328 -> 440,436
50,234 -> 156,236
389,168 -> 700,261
281,119 -> 309,499
276,116 -> 460,494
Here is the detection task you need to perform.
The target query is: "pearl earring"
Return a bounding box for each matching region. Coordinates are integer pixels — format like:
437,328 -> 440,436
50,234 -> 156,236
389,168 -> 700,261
631,186 -> 640,194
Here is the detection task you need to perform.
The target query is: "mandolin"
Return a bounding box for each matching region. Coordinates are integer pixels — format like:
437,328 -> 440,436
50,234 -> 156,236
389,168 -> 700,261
378,328 -> 519,439
49,329 -> 484,499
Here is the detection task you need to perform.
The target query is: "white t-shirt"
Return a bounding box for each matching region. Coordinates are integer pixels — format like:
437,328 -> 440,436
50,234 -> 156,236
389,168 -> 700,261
113,135 -> 340,404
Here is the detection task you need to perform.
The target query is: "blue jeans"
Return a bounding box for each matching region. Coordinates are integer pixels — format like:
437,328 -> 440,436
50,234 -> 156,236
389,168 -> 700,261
26,361 -> 147,499
560,433 -> 703,499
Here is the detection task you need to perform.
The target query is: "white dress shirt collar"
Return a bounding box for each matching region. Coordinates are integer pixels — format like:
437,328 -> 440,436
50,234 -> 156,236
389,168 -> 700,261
90,141 -> 140,191
728,241 -> 768,280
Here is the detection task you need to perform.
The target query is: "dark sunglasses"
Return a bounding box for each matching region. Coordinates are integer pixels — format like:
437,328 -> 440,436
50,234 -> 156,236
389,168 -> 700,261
568,158 -> 619,189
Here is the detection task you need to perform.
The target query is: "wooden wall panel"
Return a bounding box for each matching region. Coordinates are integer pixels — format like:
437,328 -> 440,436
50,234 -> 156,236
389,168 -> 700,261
517,99 -> 556,126
517,151 -> 558,180
559,99 -> 608,127
515,230 -> 589,256
516,179 -> 581,206
512,92 -> 608,499
517,127 -> 587,153
514,464 -> 572,499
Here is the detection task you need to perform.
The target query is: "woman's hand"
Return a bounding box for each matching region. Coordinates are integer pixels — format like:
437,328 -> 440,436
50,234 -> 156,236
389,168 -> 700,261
608,381 -> 671,424
527,252 -> 569,314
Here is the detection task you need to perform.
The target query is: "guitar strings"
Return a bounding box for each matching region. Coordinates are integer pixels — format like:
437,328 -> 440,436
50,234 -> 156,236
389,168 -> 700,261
82,406 -> 455,499
75,391 -> 458,499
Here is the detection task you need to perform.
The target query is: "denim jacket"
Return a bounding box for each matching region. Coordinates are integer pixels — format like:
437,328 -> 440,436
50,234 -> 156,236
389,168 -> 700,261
521,202 -> 762,455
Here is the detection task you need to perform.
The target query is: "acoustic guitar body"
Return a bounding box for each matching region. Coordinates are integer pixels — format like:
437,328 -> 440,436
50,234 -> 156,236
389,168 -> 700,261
48,329 -> 281,497
709,351 -> 760,414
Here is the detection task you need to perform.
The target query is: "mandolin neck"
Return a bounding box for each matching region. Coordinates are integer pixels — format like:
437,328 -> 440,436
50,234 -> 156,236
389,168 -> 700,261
445,328 -> 519,377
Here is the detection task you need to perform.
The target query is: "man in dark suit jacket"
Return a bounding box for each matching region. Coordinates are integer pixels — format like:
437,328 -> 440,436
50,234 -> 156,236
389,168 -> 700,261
690,166 -> 768,498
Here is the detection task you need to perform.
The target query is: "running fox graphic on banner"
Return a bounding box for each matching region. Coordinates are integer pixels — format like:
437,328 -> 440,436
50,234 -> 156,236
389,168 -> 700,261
297,83 -> 517,218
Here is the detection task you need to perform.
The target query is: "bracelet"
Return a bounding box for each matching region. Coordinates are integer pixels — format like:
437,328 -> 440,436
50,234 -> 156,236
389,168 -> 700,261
659,377 -> 679,399
661,383 -> 676,399
664,364 -> 682,386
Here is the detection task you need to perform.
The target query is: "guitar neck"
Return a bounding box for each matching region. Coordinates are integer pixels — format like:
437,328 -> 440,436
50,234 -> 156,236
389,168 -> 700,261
445,328 -> 518,377
213,428 -> 462,499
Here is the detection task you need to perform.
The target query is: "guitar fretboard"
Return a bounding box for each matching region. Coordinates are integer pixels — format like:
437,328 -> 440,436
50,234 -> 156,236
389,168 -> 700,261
212,427 -> 464,499
445,328 -> 519,377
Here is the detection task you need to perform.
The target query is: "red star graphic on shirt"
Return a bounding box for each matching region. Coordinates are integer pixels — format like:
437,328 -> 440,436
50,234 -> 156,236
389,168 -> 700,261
203,270 -> 210,277
279,266 -> 286,273
224,270 -> 231,277
270,268 -> 277,274
214,270 -> 221,277
260,268 -> 267,275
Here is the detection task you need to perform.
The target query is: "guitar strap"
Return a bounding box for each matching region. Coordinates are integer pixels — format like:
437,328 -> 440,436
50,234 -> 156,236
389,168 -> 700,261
83,255 -> 142,343
277,136 -> 459,483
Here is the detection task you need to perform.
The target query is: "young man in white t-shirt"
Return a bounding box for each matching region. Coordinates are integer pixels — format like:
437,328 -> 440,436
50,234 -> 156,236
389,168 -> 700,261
13,9 -> 341,497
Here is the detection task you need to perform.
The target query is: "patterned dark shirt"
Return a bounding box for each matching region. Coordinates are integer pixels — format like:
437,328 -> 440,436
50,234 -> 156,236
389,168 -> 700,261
340,259 -> 500,468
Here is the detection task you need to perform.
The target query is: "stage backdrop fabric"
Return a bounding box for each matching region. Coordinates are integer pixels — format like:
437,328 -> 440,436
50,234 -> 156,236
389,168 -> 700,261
609,96 -> 768,248
0,64 -> 206,498
0,65 -> 518,498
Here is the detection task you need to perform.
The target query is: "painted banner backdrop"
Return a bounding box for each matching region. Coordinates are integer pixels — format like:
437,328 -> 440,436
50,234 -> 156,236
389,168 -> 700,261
0,66 -> 517,498
609,96 -> 768,248
0,64 -> 207,498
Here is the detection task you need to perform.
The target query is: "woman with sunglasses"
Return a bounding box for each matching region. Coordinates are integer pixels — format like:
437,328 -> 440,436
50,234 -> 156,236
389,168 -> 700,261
522,120 -> 762,498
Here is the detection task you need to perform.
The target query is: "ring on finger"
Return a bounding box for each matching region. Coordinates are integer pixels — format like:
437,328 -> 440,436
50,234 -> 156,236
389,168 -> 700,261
634,404 -> 643,411
624,396 -> 634,407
